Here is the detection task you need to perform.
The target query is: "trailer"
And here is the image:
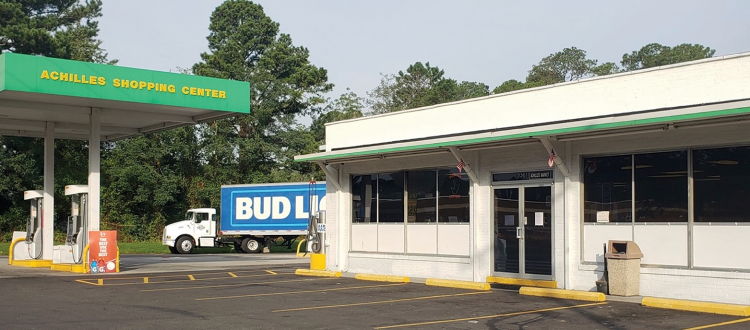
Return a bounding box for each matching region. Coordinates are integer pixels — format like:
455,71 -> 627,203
162,182 -> 325,254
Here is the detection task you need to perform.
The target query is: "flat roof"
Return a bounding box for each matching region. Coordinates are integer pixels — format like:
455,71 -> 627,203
0,53 -> 250,141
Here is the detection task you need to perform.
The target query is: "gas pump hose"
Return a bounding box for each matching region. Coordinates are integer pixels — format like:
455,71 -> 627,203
8,237 -> 24,265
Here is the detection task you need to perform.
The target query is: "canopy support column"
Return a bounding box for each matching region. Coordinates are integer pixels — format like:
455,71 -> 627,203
316,161 -> 341,190
88,108 -> 101,232
42,122 -> 54,259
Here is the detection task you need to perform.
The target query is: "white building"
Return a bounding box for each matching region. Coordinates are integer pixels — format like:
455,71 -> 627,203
295,53 -> 750,305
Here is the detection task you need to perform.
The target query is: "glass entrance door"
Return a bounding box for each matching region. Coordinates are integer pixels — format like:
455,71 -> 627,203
493,185 -> 552,278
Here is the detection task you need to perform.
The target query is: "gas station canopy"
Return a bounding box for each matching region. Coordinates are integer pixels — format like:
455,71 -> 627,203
0,53 -> 250,141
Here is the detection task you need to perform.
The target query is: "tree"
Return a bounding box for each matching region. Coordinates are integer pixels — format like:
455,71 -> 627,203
527,47 -> 598,85
192,0 -> 332,183
0,0 -> 114,63
367,62 -> 488,114
492,79 -> 541,94
311,88 -> 365,143
592,62 -> 621,76
620,43 -> 715,71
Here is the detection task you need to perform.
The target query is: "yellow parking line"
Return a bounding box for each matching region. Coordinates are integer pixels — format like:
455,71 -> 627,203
374,302 -> 607,329
75,279 -> 101,286
274,291 -> 490,312
98,279 -> 104,285
141,277 -> 336,292
188,275 -> 195,281
266,270 -> 277,275
143,277 -> 149,284
196,283 -> 407,301
682,317 -> 750,330
228,272 -> 238,278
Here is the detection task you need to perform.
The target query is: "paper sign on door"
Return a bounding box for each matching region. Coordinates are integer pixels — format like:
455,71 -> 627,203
535,212 -> 544,226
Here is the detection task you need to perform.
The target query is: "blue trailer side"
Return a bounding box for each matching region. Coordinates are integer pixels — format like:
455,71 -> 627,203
220,182 -> 326,235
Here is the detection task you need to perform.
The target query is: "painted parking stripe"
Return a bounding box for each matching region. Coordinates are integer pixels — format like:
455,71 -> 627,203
141,277 -> 336,292
274,291 -> 490,312
196,283 -> 407,301
682,317 -> 750,330
77,270 -> 287,286
374,302 -> 607,329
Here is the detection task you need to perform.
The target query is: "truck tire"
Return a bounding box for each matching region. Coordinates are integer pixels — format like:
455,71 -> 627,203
234,244 -> 244,253
176,236 -> 194,254
241,237 -> 262,253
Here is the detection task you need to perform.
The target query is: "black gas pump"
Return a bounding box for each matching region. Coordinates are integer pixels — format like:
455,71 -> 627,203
307,180 -> 322,254
23,190 -> 44,259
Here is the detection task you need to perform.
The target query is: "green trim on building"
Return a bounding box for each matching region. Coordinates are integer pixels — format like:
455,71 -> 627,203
0,53 -> 250,113
298,105 -> 750,162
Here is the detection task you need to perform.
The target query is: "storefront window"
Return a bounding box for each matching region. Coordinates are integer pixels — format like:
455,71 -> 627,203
694,146 -> 750,223
583,155 -> 632,223
378,173 -> 405,223
352,175 -> 376,223
438,169 -> 470,222
407,170 -> 437,223
635,151 -> 688,223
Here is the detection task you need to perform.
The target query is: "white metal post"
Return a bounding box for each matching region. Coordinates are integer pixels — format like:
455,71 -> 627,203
43,122 -> 55,260
88,108 -> 101,233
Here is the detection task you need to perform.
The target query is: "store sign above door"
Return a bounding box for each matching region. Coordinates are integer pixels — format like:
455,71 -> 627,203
492,170 -> 553,182
0,53 -> 250,113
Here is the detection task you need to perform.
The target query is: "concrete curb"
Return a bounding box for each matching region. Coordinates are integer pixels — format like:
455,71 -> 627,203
519,287 -> 606,302
294,269 -> 342,277
426,278 -> 490,291
487,276 -> 558,288
642,297 -> 750,317
355,273 -> 410,283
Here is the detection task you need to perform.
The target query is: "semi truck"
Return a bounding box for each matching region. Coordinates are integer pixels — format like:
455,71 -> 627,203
162,182 -> 325,254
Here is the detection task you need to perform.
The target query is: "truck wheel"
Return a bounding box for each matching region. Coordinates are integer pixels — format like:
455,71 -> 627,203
176,237 -> 194,254
241,237 -> 262,253
234,244 -> 244,253
168,246 -> 179,254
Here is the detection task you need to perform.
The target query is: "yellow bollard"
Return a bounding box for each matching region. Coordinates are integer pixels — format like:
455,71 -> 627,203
310,253 -> 326,270
8,237 -> 24,265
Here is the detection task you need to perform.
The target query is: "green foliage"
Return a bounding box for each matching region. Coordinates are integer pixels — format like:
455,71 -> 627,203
527,47 -> 598,85
311,88 -> 365,143
0,0 -> 114,63
366,62 -> 488,114
592,62 -> 621,76
621,43 -> 716,71
193,0 -> 331,184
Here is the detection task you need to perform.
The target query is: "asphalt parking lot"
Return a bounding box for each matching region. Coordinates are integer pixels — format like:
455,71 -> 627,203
1,261 -> 749,329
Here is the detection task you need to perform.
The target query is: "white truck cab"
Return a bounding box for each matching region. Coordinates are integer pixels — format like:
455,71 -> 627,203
162,208 -> 218,254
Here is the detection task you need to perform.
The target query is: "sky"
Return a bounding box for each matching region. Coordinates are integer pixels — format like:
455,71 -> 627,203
98,0 -> 750,111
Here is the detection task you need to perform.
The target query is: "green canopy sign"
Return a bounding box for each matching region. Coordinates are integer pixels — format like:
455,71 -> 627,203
0,53 -> 250,113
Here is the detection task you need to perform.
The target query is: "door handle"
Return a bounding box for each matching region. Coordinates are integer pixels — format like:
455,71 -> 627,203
516,227 -> 522,239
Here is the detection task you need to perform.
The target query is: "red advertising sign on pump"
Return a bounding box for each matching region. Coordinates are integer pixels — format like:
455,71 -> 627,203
88,231 -> 118,274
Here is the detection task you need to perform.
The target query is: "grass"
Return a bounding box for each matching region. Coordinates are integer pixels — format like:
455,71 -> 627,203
0,238 -> 307,256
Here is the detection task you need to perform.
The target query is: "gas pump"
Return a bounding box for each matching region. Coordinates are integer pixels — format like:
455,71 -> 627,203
24,190 -> 44,259
308,181 -> 326,270
53,185 -> 88,265
11,190 -> 45,261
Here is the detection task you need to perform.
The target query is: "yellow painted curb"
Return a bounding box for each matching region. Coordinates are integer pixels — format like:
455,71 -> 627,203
355,273 -> 410,283
9,259 -> 53,268
487,276 -> 558,288
520,287 -> 606,302
426,278 -> 490,291
50,263 -> 88,274
295,269 -> 342,277
642,297 -> 750,317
